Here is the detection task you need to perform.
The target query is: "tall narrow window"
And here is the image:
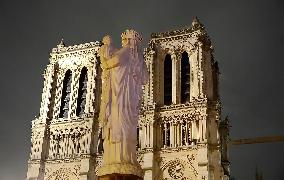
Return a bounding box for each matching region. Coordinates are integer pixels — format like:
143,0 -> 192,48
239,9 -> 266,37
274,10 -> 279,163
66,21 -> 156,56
76,67 -> 88,116
136,127 -> 140,150
164,54 -> 172,105
181,51 -> 190,103
59,70 -> 72,118
97,128 -> 104,154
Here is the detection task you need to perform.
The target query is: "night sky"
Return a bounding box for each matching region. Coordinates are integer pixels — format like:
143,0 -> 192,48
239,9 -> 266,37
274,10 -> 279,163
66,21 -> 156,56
1,0 -> 284,179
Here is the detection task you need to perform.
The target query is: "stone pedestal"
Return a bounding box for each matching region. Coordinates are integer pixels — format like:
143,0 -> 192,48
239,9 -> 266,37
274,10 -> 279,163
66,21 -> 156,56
99,174 -> 143,180
98,163 -> 143,180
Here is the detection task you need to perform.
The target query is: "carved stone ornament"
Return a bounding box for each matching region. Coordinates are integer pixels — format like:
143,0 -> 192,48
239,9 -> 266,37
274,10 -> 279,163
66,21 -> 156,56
168,160 -> 185,179
46,167 -> 79,180
157,157 -> 197,180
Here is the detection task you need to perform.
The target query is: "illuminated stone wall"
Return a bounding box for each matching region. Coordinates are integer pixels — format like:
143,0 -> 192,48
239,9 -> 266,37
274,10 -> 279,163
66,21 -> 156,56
27,41 -> 101,180
27,18 -> 229,180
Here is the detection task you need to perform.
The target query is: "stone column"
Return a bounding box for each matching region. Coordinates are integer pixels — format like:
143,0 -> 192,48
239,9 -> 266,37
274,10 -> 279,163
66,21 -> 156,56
171,53 -> 177,104
69,68 -> 80,118
164,123 -> 167,148
39,64 -> 55,119
170,122 -> 174,147
147,49 -> 155,106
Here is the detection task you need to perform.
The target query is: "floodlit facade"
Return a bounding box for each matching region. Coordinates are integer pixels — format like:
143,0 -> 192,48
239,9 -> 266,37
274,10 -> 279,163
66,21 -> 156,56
27,18 -> 230,180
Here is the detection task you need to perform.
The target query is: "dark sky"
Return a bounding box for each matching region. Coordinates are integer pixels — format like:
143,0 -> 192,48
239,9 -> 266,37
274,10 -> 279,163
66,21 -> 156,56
1,0 -> 284,179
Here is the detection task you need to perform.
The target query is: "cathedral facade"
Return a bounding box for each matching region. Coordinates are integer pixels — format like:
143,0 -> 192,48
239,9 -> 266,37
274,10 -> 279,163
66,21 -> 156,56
26,18 -> 230,180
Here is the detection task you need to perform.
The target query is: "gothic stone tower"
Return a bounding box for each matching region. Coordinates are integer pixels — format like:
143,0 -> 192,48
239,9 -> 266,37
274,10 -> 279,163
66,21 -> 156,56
137,18 -> 230,180
26,18 -> 230,180
26,41 -> 102,180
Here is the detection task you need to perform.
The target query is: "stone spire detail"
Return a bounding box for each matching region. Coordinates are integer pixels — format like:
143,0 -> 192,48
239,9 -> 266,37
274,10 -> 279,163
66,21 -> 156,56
191,17 -> 204,30
57,38 -> 65,48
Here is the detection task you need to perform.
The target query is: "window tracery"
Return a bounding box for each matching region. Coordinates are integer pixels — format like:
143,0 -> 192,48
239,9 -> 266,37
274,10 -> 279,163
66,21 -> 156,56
59,70 -> 72,118
164,54 -> 172,105
181,51 -> 190,103
76,67 -> 88,117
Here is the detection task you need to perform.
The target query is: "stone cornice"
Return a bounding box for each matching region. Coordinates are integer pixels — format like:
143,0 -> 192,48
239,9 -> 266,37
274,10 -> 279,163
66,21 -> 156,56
49,116 -> 94,125
31,116 -> 95,128
151,26 -> 204,39
158,145 -> 198,154
51,41 -> 101,54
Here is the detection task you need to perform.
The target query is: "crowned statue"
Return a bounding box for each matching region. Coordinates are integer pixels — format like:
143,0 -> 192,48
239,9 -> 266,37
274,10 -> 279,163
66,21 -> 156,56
97,30 -> 149,179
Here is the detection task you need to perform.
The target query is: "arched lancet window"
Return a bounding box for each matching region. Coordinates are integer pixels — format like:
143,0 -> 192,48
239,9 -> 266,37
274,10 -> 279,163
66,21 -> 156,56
97,128 -> 104,154
164,54 -> 172,105
181,51 -> 190,103
59,70 -> 72,118
136,127 -> 141,150
76,67 -> 88,116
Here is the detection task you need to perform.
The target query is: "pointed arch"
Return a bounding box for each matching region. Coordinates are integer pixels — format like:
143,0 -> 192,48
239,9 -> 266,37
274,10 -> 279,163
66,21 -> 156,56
97,128 -> 104,154
59,70 -> 72,118
164,54 -> 172,105
76,67 -> 88,116
180,51 -> 190,103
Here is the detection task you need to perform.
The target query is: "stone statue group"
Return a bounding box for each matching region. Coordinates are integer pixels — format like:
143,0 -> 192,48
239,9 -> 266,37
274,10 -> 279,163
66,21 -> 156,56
97,30 -> 149,178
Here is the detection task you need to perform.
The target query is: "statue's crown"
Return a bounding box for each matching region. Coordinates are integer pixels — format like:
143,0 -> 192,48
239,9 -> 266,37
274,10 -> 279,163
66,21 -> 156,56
121,29 -> 142,42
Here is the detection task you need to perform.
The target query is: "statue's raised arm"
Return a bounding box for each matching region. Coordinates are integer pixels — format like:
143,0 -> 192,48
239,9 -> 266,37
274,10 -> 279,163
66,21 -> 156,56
98,35 -> 116,127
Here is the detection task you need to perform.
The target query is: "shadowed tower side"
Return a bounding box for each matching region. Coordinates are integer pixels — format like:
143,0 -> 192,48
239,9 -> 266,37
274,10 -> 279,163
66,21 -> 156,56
26,41 -> 101,180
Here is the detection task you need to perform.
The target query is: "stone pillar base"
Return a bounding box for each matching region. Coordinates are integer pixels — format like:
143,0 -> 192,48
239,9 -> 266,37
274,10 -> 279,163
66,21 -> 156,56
99,174 -> 143,180
98,163 -> 143,178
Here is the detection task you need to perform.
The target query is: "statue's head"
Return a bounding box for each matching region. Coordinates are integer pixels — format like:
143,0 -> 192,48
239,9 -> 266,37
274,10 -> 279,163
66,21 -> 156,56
121,29 -> 142,48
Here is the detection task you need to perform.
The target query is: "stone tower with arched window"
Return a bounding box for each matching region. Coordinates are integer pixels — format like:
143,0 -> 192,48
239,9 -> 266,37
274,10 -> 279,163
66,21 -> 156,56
26,41 -> 102,180
138,18 -> 229,180
27,18 -> 230,180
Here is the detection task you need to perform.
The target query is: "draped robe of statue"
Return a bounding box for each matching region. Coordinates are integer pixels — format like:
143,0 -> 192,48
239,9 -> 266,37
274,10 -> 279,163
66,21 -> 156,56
98,35 -> 148,177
